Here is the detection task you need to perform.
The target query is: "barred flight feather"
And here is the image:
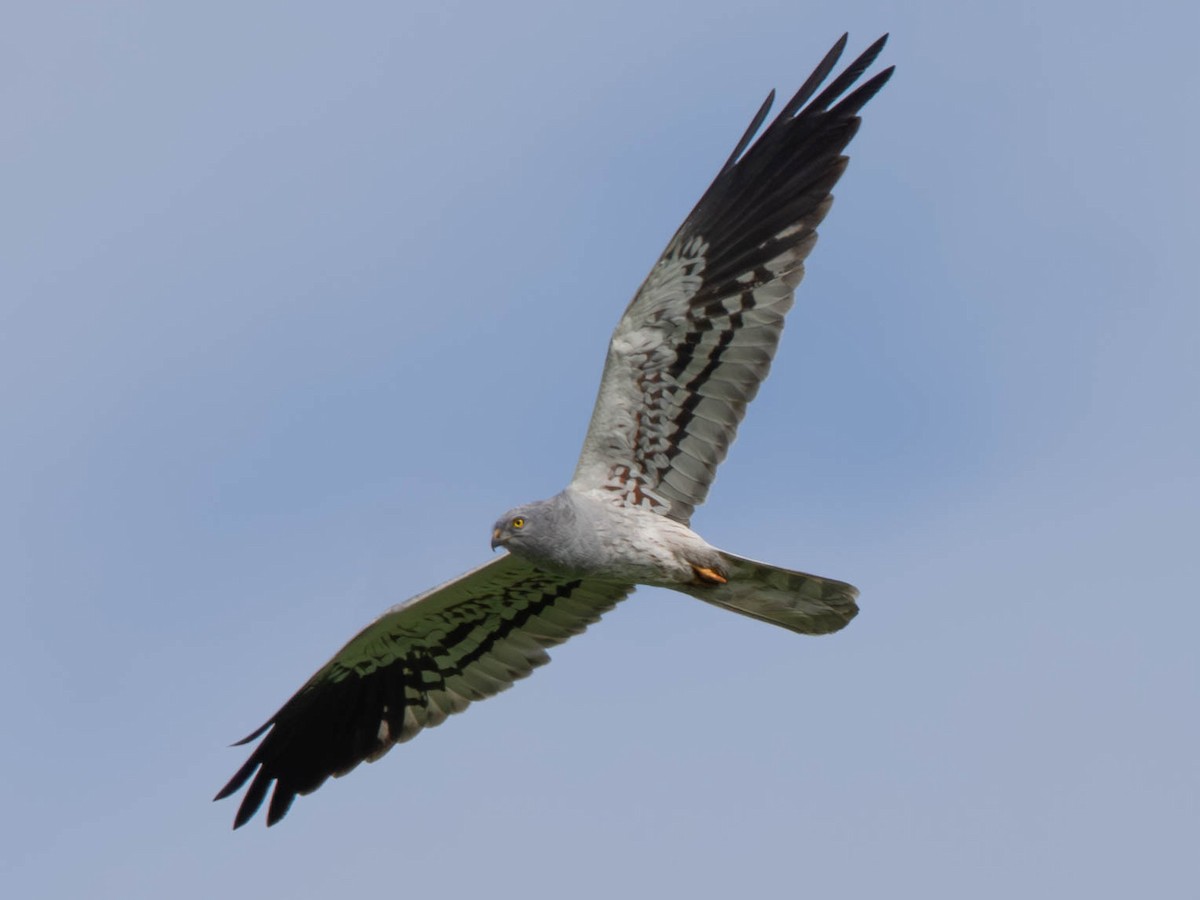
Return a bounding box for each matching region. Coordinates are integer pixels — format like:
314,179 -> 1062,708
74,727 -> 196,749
573,36 -> 893,523
214,554 -> 631,828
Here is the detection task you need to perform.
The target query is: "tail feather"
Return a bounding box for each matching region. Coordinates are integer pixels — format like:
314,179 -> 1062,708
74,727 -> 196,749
681,551 -> 859,635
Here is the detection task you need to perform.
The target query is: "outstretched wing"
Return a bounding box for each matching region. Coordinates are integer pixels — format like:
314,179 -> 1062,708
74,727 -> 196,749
572,35 -> 893,523
215,554 -> 632,828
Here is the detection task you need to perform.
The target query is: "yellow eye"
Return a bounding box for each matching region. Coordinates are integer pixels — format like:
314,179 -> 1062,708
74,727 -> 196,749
511,517 -> 525,529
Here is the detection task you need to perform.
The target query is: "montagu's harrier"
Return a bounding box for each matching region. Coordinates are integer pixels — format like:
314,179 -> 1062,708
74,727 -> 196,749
217,34 -> 893,828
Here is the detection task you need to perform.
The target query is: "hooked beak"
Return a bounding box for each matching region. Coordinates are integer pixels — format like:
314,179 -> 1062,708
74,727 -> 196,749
491,527 -> 504,551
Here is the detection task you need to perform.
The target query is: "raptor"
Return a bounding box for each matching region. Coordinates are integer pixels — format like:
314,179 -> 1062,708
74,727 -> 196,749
217,34 -> 893,828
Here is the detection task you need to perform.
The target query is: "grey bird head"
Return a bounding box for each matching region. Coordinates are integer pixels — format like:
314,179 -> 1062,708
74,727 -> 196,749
491,504 -> 537,551
490,494 -> 576,562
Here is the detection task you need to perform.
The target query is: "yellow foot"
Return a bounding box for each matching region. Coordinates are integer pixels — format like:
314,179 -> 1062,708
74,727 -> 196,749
691,565 -> 728,585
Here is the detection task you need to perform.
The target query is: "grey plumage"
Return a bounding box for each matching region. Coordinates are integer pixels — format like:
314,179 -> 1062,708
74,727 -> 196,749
495,489 -> 857,631
679,552 -> 860,636
217,34 -> 893,828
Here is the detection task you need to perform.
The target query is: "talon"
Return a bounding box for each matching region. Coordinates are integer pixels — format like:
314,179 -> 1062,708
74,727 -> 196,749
691,565 -> 728,585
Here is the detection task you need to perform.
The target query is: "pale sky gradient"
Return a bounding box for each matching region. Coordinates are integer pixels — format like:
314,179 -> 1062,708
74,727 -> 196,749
3,2 -> 1197,897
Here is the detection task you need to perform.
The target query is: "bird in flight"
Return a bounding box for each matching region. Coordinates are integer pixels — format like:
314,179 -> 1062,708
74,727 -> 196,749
216,33 -> 893,828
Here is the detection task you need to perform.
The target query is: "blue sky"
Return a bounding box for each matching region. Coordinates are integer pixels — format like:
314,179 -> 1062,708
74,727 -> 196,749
3,2 -> 1197,897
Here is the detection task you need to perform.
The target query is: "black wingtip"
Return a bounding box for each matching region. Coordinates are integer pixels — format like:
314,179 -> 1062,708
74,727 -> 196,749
231,719 -> 272,747
808,33 -> 892,113
722,33 -> 892,176
846,34 -> 890,76
266,785 -> 297,827
214,755 -> 258,802
833,65 -> 896,118
777,33 -> 849,122
230,769 -> 273,829
719,89 -> 776,175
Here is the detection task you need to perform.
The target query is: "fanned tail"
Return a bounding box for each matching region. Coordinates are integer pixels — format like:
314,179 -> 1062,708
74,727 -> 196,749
681,551 -> 859,635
